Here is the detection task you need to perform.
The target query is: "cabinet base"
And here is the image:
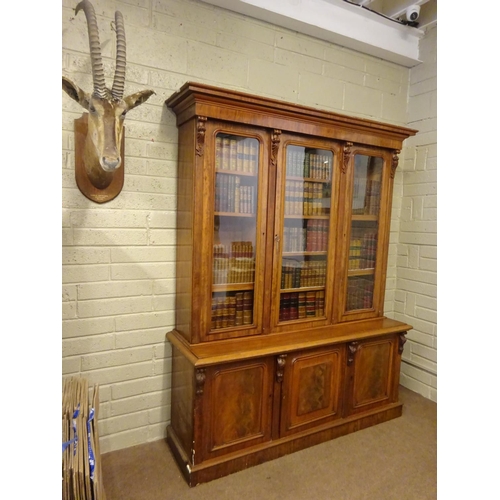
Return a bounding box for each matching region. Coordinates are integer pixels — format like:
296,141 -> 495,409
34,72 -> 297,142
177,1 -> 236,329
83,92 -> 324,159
167,402 -> 403,486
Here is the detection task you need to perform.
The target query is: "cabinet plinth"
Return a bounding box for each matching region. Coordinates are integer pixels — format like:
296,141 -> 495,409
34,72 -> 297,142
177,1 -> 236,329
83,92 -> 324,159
165,82 -> 416,486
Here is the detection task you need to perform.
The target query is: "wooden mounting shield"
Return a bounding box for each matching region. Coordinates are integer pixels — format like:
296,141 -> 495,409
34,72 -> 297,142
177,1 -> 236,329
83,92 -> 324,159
74,114 -> 125,203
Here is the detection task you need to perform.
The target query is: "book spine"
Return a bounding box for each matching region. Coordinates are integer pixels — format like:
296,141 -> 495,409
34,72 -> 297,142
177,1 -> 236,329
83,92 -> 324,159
222,137 -> 230,170
234,176 -> 240,213
215,136 -> 222,170
306,291 -> 316,317
243,141 -> 250,172
211,297 -> 217,330
229,139 -> 237,171
281,293 -> 291,321
228,296 -> 236,327
250,140 -> 258,174
216,297 -> 223,329
237,140 -> 244,172
289,292 -> 298,320
235,292 -> 244,326
298,292 -> 306,319
243,291 -> 253,324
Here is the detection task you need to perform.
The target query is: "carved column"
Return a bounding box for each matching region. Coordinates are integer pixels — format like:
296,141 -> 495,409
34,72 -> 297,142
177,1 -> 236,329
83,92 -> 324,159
195,116 -> 208,157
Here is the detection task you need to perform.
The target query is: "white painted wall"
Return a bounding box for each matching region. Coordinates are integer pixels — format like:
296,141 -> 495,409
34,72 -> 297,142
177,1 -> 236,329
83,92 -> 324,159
62,0 -> 434,453
392,26 -> 437,402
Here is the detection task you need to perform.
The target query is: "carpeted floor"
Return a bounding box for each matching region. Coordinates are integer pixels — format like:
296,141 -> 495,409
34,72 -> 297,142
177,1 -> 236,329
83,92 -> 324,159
101,386 -> 436,499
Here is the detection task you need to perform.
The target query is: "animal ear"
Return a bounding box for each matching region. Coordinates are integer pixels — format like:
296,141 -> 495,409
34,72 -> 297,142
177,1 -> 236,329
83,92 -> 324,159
62,76 -> 91,109
124,89 -> 155,110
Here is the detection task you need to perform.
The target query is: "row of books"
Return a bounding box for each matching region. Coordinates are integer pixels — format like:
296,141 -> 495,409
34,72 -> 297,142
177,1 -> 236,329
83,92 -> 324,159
279,290 -> 325,321
213,242 -> 255,284
283,219 -> 329,253
281,259 -> 327,289
284,180 -> 329,216
215,173 -> 256,214
346,278 -> 374,311
215,135 -> 259,174
286,149 -> 331,180
352,178 -> 381,215
211,291 -> 253,330
348,230 -> 377,270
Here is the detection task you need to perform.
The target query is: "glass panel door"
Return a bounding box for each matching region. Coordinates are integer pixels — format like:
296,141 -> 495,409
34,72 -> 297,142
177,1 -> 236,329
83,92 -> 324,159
211,133 -> 260,332
278,144 -> 334,323
345,154 -> 383,312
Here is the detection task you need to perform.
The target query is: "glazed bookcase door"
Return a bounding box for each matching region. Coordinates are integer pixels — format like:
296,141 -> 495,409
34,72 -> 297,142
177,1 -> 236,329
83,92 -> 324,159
204,123 -> 269,340
271,135 -> 340,331
337,147 -> 393,322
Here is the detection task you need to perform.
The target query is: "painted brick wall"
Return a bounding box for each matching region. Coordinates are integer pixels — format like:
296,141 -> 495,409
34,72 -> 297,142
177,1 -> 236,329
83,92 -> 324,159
62,0 -> 419,453
392,26 -> 437,402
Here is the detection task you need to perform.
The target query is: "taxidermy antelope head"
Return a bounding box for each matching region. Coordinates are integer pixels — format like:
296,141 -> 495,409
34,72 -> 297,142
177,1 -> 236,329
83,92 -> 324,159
62,0 -> 154,202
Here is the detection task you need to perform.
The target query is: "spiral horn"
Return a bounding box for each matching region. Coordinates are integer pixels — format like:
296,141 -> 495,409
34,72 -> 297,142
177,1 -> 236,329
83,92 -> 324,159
111,11 -> 127,100
75,0 -> 108,99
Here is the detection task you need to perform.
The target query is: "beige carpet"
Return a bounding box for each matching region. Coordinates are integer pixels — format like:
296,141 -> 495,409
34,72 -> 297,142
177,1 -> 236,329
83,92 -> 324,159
102,386 -> 436,499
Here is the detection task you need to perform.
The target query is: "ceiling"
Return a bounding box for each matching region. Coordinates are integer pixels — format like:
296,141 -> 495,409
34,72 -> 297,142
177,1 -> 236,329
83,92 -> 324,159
200,0 -> 437,67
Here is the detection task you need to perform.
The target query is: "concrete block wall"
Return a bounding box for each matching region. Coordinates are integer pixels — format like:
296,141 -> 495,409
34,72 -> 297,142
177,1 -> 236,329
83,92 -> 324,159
392,26 -> 437,402
62,0 -> 421,453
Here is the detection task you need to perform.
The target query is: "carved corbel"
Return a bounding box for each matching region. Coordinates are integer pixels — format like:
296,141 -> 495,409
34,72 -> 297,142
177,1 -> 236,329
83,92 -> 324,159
195,368 -> 206,395
271,129 -> 282,168
195,116 -> 208,157
347,341 -> 359,365
342,142 -> 353,174
391,150 -> 400,179
398,332 -> 407,354
276,354 -> 287,383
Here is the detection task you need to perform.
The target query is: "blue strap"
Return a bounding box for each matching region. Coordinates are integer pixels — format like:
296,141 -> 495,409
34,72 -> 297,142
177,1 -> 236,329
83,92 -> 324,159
62,405 -> 80,454
87,408 -> 96,480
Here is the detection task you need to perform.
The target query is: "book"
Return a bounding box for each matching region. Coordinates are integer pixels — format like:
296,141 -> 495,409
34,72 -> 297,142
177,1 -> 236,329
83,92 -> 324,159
243,291 -> 253,324
222,137 -> 230,170
235,292 -> 244,326
289,292 -> 299,320
306,291 -> 316,317
280,293 -> 291,321
298,292 -> 306,319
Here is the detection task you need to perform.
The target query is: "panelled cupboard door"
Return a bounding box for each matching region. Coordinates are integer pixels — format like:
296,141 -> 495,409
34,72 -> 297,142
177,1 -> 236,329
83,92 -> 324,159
271,134 -> 342,332
344,335 -> 399,416
201,122 -> 271,341
200,357 -> 274,461
279,346 -> 344,437
336,146 -> 394,322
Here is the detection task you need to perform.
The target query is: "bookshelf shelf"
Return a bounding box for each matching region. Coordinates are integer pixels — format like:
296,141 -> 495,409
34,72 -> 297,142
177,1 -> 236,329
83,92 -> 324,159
284,215 -> 330,220
287,175 -> 331,183
280,286 -> 325,293
347,268 -> 375,277
352,215 -> 378,222
213,283 -> 255,292
216,169 -> 256,178
215,212 -> 256,217
282,251 -> 327,257
165,82 -> 416,486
